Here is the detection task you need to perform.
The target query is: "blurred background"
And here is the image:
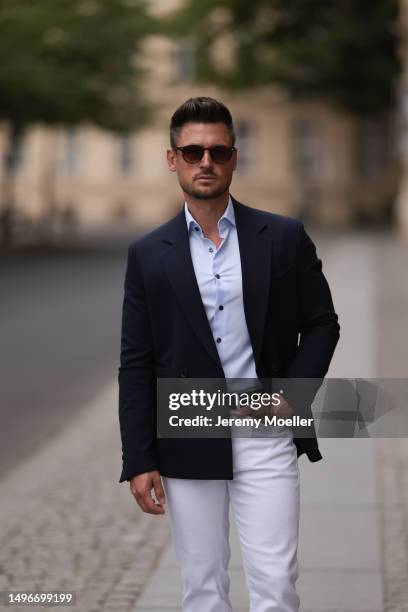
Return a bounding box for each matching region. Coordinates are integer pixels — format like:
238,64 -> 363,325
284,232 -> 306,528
1,1 -> 408,611
1,0 -> 408,239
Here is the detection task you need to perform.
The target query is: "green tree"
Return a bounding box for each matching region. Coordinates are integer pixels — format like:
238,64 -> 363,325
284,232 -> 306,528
161,0 -> 401,115
0,0 -> 156,243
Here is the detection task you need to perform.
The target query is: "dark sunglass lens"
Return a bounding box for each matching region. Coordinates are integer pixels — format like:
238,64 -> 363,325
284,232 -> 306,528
210,146 -> 232,163
182,146 -> 203,163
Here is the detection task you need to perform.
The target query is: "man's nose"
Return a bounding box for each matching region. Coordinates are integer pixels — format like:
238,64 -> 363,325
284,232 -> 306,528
200,150 -> 213,166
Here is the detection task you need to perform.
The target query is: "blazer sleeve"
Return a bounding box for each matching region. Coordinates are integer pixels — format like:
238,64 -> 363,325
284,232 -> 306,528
118,243 -> 158,483
277,222 -> 340,411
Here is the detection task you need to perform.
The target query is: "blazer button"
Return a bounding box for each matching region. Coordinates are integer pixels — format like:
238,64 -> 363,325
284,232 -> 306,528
180,369 -> 188,378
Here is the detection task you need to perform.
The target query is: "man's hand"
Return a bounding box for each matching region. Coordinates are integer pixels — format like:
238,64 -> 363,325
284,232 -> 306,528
130,470 -> 166,515
236,393 -> 293,419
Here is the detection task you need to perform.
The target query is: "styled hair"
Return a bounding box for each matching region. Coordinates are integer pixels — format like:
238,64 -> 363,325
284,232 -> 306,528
169,96 -> 235,149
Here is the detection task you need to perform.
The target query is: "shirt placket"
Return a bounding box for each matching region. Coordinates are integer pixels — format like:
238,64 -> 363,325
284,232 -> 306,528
210,223 -> 229,351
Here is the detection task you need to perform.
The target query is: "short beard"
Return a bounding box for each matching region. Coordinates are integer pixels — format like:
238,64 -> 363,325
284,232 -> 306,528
180,179 -> 230,201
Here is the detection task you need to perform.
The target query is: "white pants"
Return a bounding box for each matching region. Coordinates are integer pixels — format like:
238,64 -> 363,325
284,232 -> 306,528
162,432 -> 300,612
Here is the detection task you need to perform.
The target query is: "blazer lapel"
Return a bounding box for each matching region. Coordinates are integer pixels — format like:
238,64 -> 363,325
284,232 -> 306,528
160,209 -> 224,371
232,196 -> 272,366
160,197 -> 272,371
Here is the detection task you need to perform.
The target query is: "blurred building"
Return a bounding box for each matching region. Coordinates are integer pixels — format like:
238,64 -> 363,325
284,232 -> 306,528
396,0 -> 408,239
0,1 -> 399,234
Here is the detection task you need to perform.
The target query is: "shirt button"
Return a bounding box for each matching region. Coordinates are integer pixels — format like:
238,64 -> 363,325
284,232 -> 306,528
209,248 -> 214,253
216,337 -> 222,343
218,305 -> 224,310
215,273 -> 220,279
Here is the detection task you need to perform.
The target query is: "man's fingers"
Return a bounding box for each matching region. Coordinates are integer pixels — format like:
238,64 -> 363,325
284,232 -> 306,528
130,471 -> 165,515
235,396 -> 293,419
153,474 -> 166,507
235,406 -> 254,417
275,396 -> 293,417
134,489 -> 165,514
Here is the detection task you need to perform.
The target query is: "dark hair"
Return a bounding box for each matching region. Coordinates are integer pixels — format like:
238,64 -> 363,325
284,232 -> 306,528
169,96 -> 235,149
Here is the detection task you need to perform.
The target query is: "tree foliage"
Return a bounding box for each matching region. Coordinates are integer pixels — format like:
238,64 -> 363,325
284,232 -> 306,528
161,0 -> 402,115
0,0 -> 158,243
0,0 -> 156,131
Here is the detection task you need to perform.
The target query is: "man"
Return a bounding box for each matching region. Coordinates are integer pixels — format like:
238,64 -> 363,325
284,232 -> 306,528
118,96 -> 340,611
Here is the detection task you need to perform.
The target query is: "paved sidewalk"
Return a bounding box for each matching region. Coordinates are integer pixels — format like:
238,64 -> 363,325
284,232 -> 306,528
374,233 -> 408,612
1,231 -> 407,612
0,383 -> 171,612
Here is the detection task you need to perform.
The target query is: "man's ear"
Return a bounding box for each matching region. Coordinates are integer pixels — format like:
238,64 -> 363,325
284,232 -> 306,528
167,148 -> 177,172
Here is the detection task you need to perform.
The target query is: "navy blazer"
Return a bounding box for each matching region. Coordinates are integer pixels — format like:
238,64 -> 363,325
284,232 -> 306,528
118,196 -> 340,482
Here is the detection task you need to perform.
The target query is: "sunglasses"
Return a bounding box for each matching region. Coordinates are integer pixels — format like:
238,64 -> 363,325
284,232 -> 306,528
175,145 -> 236,164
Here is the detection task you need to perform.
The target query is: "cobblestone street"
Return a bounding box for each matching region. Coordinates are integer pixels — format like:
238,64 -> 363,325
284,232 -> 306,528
0,383 -> 170,612
0,230 -> 407,612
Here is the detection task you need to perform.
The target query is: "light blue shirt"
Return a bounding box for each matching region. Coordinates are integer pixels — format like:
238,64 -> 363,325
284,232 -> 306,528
184,195 -> 258,388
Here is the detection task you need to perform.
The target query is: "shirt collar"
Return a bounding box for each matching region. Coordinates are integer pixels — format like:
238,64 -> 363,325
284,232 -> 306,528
184,194 -> 236,234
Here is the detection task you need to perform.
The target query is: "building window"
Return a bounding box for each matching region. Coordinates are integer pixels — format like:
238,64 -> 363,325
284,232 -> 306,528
118,134 -> 133,176
65,127 -> 78,176
174,37 -> 196,81
357,118 -> 387,179
292,118 -> 322,180
4,128 -> 25,176
235,119 -> 252,176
